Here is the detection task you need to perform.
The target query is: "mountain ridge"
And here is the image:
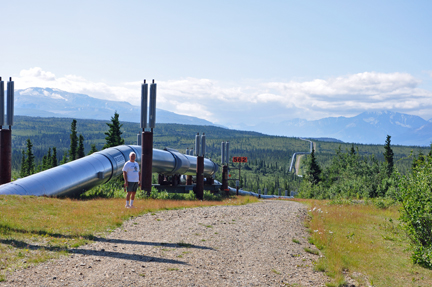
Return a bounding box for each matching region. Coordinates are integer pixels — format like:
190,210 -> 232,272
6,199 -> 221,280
12,87 -> 432,146
14,87 -> 215,126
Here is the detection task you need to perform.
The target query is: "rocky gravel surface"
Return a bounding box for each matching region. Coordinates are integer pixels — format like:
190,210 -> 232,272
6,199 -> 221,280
3,200 -> 329,286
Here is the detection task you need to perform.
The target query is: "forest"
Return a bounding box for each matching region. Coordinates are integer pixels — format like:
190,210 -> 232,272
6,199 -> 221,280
11,114 -> 431,195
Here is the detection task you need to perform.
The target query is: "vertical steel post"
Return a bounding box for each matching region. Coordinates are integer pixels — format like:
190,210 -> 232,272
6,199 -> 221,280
1,77 -> 12,184
186,175 -> 193,185
195,155 -> 204,200
142,131 -> 153,196
221,165 -> 228,193
140,79 -> 154,196
0,77 -> 3,183
0,129 -> 11,184
236,180 -> 239,196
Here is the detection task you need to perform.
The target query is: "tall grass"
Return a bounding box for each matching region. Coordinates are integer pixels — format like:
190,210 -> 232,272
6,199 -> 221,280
300,198 -> 432,287
0,194 -> 258,281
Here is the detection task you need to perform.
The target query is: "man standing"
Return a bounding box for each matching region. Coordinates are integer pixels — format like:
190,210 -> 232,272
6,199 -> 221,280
122,152 -> 140,208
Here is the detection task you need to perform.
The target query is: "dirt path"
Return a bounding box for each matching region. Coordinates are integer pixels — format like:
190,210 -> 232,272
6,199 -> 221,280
295,154 -> 304,175
3,201 -> 328,287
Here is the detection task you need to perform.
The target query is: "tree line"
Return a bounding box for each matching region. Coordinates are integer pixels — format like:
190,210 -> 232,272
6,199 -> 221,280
19,112 -> 123,177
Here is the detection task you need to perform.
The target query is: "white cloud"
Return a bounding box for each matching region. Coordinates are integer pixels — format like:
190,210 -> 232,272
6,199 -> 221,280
15,68 -> 432,124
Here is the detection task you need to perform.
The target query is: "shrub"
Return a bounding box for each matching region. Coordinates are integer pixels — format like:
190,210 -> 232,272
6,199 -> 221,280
396,157 -> 432,268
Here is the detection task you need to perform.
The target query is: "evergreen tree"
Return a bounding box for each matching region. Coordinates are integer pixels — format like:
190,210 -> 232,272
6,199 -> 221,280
383,135 -> 394,176
24,138 -> 35,176
69,119 -> 78,161
350,144 -> 356,155
88,144 -> 98,155
77,134 -> 85,158
20,150 -> 27,177
52,147 -> 58,167
103,112 -> 124,149
42,147 -> 52,170
60,150 -> 68,164
306,148 -> 321,185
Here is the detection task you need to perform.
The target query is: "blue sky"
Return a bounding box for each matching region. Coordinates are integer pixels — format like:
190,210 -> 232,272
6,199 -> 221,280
1,0 -> 432,126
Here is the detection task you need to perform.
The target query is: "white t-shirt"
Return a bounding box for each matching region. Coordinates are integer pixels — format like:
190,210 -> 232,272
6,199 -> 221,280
122,161 -> 140,182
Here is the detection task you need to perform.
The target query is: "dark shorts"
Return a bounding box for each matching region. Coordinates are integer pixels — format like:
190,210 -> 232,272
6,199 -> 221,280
127,182 -> 139,192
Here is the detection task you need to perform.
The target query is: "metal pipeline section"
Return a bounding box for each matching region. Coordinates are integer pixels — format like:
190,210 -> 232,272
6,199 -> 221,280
288,138 -> 314,173
0,145 -> 218,197
214,180 -> 294,199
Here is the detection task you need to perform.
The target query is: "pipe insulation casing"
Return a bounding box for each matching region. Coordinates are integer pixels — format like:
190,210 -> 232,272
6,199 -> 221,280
221,142 -> 226,164
0,80 -> 4,126
141,83 -> 148,129
226,141 -> 230,165
195,134 -> 200,156
149,83 -> 156,129
0,145 -> 218,197
6,81 -> 13,126
201,134 -> 206,157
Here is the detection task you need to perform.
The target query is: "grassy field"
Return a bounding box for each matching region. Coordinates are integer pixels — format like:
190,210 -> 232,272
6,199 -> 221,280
2,195 -> 432,286
299,198 -> 432,287
0,195 -> 258,282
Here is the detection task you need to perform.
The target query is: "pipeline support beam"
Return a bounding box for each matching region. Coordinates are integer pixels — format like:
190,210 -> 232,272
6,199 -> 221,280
0,129 -> 11,184
195,156 -> 204,200
141,131 -> 153,196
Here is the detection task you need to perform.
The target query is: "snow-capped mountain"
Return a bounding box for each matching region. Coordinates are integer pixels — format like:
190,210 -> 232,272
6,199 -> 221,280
237,111 -> 432,146
14,87 -> 214,126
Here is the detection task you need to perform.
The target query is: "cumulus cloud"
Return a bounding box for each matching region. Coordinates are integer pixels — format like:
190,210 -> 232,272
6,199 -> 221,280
15,67 -> 432,124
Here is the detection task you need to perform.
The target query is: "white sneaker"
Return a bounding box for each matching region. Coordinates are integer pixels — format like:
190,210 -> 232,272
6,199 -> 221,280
129,205 -> 136,208
125,204 -> 130,208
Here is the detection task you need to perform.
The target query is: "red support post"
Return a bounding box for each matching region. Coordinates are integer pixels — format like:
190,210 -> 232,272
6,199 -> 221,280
221,165 -> 228,194
141,130 -> 153,196
195,156 -> 204,200
0,129 -> 12,184
186,175 -> 193,185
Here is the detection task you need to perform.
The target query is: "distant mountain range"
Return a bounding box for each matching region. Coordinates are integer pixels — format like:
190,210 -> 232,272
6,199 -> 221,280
12,87 -> 432,146
14,87 -> 214,126
237,111 -> 432,146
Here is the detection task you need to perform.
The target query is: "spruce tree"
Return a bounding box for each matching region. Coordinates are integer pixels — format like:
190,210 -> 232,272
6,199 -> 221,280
20,150 -> 27,177
77,134 -> 85,158
25,138 -> 35,176
69,119 -> 78,161
350,144 -> 356,155
306,148 -> 321,185
103,112 -> 124,149
60,150 -> 68,164
52,147 -> 58,167
88,144 -> 98,155
383,135 -> 394,176
43,147 -> 52,170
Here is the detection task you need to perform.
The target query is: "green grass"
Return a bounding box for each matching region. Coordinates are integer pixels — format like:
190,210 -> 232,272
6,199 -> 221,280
296,198 -> 432,287
0,195 -> 258,280
304,247 -> 319,255
292,238 -> 300,244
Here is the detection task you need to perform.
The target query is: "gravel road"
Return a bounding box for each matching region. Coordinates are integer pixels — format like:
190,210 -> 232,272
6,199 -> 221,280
3,200 -> 328,286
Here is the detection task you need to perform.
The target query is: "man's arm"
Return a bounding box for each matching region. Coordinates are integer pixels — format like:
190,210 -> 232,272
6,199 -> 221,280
123,171 -> 128,187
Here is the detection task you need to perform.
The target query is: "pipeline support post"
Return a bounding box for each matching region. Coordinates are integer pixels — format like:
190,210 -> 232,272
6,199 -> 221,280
195,155 -> 204,200
221,165 -> 228,195
186,175 -> 193,185
0,129 -> 11,184
0,77 -> 12,185
141,131 -> 153,196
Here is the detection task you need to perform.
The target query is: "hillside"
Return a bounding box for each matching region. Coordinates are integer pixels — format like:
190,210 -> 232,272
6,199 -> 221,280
11,116 -> 431,193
